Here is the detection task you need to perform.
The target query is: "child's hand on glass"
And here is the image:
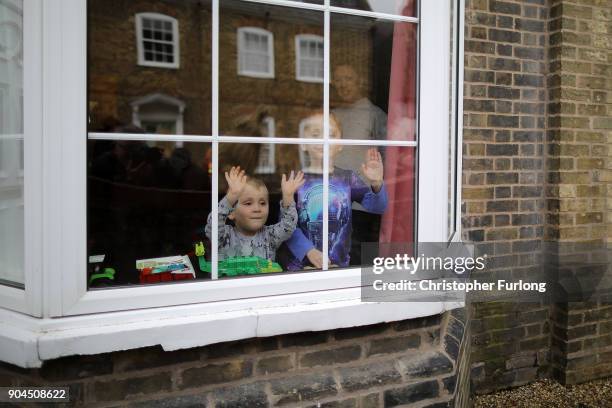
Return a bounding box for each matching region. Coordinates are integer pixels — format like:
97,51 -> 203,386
306,248 -> 324,269
281,170 -> 305,207
225,166 -> 247,205
361,148 -> 384,192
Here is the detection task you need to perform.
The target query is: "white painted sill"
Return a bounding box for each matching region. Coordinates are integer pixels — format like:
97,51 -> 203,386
0,288 -> 462,368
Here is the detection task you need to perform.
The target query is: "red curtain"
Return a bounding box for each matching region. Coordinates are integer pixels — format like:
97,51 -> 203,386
379,1 -> 417,248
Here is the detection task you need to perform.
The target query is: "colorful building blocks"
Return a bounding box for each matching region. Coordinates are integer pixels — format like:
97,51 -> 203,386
198,255 -> 283,277
193,242 -> 282,277
136,255 -> 196,284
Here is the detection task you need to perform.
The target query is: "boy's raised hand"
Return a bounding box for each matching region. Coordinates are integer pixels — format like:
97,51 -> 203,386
225,166 -> 247,205
281,170 -> 305,207
361,148 -> 384,193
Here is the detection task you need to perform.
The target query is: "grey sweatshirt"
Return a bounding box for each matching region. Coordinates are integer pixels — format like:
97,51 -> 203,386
205,196 -> 297,261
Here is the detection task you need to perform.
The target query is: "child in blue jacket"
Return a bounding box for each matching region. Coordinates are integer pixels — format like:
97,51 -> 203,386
286,112 -> 387,269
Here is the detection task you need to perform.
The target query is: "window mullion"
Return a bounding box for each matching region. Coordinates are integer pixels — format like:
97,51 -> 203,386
211,0 -> 219,280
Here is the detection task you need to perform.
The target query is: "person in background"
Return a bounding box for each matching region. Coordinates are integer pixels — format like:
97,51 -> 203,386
332,64 -> 390,264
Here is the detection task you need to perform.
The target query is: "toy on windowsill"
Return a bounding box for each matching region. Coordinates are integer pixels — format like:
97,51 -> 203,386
136,255 -> 196,284
89,266 -> 116,287
194,241 -> 282,277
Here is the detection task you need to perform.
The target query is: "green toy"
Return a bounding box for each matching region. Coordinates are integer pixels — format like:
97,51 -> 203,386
195,241 -> 205,257
194,242 -> 282,277
89,267 -> 116,286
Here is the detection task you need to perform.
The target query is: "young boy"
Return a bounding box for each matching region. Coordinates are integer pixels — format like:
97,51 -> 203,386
205,166 -> 304,261
286,112 -> 387,270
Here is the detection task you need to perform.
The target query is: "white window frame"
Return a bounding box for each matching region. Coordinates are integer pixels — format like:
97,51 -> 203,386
295,34 -> 324,83
237,26 -> 275,78
135,12 -> 180,69
0,0 -> 465,368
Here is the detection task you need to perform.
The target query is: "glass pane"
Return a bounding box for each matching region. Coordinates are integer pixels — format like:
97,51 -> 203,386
87,0 -> 212,135
215,141 -> 319,276
326,126 -> 415,268
213,112 -> 415,270
347,146 -> 416,265
331,14 -> 417,141
0,0 -> 24,288
88,140 -> 212,288
331,0 -> 417,17
220,0 -> 323,137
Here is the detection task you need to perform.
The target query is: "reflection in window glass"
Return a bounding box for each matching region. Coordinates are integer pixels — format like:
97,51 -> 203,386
87,140 -> 212,288
296,34 -> 324,82
87,0 -> 212,135
136,13 -> 179,67
220,0 -> 323,138
254,117 -> 276,174
331,13 -> 417,142
331,0 -> 417,17
238,27 -> 274,78
0,0 -> 24,288
86,1 -> 421,286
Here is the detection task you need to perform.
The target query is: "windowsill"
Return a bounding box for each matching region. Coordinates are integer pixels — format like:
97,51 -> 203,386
237,71 -> 275,79
136,61 -> 180,69
0,288 -> 461,368
296,76 -> 324,83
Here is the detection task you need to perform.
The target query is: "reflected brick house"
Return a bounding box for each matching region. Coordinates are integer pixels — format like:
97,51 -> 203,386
87,0 -> 390,177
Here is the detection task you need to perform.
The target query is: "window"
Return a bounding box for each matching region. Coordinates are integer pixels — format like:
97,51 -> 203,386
237,27 -> 274,78
0,0 -> 464,367
135,12 -> 179,69
78,0 -> 458,305
295,34 -> 323,82
2,0 -> 462,328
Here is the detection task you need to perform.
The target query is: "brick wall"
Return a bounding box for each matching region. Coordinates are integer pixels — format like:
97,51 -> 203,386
546,0 -> 612,385
464,0 -> 612,393
462,0 -> 550,394
0,309 -> 469,407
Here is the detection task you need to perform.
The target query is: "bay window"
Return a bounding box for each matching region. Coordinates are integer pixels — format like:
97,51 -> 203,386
0,0 -> 463,367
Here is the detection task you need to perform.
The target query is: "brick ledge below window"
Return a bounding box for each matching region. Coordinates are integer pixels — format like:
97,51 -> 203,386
0,294 -> 461,368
